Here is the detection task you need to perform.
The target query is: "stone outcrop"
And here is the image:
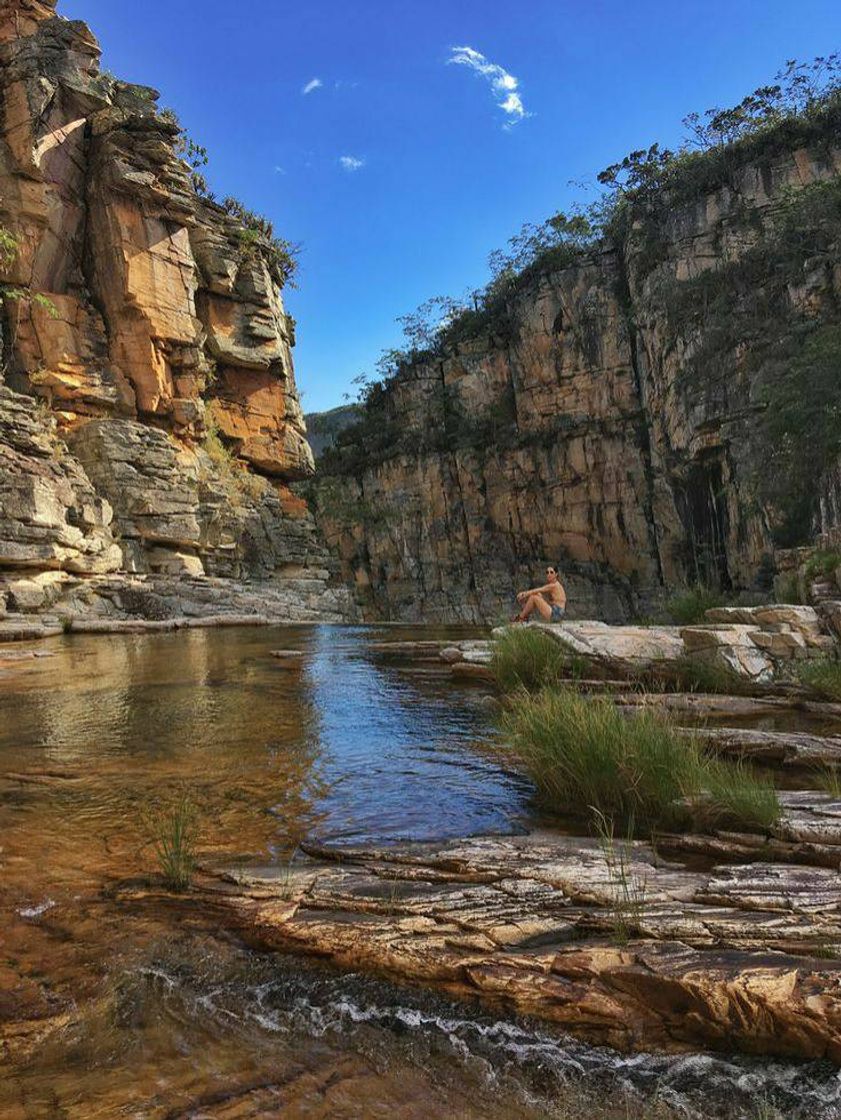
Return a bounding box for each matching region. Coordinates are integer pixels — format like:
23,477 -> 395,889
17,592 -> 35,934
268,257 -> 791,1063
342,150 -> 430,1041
0,1 -> 352,622
451,604 -> 840,686
311,120 -> 841,623
202,830 -> 841,1061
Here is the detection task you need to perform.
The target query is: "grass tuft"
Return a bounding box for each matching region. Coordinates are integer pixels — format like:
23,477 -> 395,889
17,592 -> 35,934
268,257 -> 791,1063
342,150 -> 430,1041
146,796 -> 198,891
815,764 -> 841,798
804,550 -> 841,580
794,657 -> 841,702
499,688 -> 780,834
592,810 -> 648,945
491,627 -> 586,693
660,654 -> 754,696
665,585 -> 729,625
698,757 -> 781,832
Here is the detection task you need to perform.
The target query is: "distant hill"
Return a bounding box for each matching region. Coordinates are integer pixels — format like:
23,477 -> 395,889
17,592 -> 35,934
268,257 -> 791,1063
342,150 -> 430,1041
305,404 -> 360,459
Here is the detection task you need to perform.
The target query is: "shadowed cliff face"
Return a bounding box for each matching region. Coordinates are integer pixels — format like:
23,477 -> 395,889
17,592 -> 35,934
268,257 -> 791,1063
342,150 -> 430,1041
0,0 -> 339,598
311,136 -> 841,623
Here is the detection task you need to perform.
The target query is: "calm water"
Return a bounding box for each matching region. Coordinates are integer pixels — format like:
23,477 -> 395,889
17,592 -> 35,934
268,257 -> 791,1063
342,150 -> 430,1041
2,625 -> 840,1119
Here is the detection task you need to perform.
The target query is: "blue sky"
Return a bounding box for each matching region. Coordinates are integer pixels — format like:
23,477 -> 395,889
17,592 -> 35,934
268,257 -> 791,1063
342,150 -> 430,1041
61,0 -> 841,412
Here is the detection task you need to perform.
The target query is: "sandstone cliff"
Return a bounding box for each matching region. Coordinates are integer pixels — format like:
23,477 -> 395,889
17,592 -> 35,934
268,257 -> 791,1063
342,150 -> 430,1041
0,0 -> 350,623
311,110 -> 841,623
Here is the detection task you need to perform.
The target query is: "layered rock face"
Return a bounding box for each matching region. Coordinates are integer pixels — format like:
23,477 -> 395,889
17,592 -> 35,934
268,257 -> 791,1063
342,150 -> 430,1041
0,1 -> 348,622
314,134 -> 841,622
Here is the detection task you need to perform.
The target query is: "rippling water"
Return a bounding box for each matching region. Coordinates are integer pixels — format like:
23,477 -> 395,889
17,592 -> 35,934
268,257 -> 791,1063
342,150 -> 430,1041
2,624 -> 840,1119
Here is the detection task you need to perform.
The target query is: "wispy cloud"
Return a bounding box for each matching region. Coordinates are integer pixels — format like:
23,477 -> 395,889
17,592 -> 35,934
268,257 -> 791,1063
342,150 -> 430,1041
339,155 -> 365,172
447,45 -> 529,126
301,77 -> 322,95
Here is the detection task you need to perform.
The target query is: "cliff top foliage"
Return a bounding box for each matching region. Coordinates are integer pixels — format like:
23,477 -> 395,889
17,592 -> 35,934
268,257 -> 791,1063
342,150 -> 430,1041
331,54 -> 840,411
156,106 -> 299,289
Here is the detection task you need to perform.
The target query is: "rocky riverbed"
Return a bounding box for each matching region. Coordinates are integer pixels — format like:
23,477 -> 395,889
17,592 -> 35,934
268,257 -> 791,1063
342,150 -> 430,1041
7,622 -> 841,1117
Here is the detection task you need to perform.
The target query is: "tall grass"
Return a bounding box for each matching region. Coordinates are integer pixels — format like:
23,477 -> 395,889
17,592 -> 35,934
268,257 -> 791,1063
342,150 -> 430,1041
147,796 -> 198,891
795,657 -> 841,702
500,688 -> 780,833
660,654 -> 754,695
816,764 -> 841,798
699,758 -> 780,831
592,810 -> 648,945
491,627 -> 586,693
665,585 -> 729,625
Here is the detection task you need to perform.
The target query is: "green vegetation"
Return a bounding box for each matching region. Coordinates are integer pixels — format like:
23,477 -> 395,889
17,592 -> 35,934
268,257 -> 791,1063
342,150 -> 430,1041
815,764 -> 841,798
155,109 -> 299,289
794,657 -> 841,702
200,413 -> 267,503
147,796 -> 198,891
599,56 -> 841,206
804,550 -> 841,580
665,585 -> 729,625
321,55 -> 841,494
220,197 -> 299,289
592,809 -> 648,945
491,627 -> 586,693
775,574 -> 804,604
1,222 -> 60,374
661,654 -> 754,696
699,757 -> 780,832
302,474 -> 386,529
657,176 -> 841,546
500,687 -> 780,833
1,225 -> 59,313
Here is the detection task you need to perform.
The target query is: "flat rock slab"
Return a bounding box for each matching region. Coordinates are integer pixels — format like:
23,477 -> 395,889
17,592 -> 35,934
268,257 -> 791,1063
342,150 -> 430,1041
528,622 -> 685,674
369,641 -> 454,656
69,613 -> 272,634
0,621 -> 63,642
779,793 -> 841,846
201,830 -> 841,1061
618,691 -> 841,721
693,727 -> 841,767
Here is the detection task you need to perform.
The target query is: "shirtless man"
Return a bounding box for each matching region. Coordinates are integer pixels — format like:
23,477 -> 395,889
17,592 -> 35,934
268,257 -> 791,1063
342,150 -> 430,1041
514,566 -> 567,623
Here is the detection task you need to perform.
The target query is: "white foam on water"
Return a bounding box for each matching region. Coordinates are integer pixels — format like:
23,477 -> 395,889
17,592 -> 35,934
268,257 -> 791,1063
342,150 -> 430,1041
132,959 -> 841,1120
17,898 -> 55,918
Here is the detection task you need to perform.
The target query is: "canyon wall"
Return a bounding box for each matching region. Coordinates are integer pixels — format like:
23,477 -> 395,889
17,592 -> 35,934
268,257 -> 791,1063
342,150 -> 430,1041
311,126 -> 841,622
0,0 -> 351,624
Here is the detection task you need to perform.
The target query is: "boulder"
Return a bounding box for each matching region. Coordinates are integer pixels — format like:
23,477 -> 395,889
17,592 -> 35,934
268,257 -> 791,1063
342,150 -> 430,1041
680,625 -> 773,681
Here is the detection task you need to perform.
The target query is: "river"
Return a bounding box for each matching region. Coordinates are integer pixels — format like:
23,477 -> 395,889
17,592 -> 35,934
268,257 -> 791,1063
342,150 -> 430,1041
2,625 -> 840,1118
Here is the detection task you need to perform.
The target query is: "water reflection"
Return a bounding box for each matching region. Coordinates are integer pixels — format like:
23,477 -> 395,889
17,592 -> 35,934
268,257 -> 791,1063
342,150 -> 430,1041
304,626 -> 526,842
0,624 -> 523,887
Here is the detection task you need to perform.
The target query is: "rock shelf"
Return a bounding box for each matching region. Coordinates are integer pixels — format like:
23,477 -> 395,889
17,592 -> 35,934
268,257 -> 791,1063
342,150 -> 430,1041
199,829 -> 841,1061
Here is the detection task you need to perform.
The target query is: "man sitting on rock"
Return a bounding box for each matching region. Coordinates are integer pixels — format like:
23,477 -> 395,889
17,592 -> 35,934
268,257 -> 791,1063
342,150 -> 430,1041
514,566 -> 567,623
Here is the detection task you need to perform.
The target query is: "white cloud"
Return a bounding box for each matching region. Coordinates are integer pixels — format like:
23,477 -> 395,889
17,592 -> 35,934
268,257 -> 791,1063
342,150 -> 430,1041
339,155 -> 365,172
302,77 -> 322,95
447,45 -> 529,126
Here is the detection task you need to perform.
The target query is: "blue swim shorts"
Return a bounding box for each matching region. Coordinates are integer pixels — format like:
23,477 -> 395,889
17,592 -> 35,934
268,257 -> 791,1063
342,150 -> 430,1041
550,605 -> 565,623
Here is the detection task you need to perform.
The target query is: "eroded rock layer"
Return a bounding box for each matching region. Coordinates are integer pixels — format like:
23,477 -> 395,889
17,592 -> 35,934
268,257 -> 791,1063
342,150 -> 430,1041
312,125 -> 841,622
204,830 -> 841,1061
0,1 -> 350,621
